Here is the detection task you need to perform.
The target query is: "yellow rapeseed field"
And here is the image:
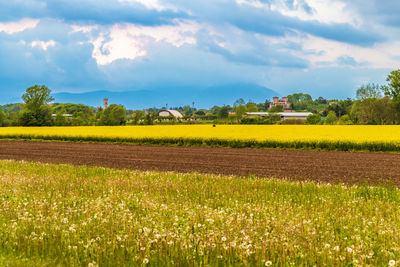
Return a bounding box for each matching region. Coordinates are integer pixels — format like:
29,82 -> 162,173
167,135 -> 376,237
0,125 -> 400,143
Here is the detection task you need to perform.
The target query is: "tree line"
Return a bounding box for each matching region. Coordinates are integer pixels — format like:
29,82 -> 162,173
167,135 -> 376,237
1,69 -> 400,126
0,85 -> 127,127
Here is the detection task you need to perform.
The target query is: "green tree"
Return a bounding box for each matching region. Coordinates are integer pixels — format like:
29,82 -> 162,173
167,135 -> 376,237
324,111 -> 338,125
22,85 -> 54,112
350,97 -> 396,125
144,113 -> 155,125
268,105 -> 283,112
217,106 -> 229,119
288,93 -> 312,104
100,104 -> 127,125
356,83 -> 382,100
131,111 -> 145,125
235,105 -> 247,118
322,99 -> 353,118
233,98 -> 245,107
305,114 -> 321,125
210,106 -> 220,115
54,111 -> 67,126
337,115 -> 353,125
0,110 -> 5,127
194,110 -> 206,116
383,69 -> 400,103
20,85 -> 54,126
265,113 -> 282,124
246,102 -> 258,112
316,97 -> 327,104
6,112 -> 19,126
19,105 -> 53,126
52,103 -> 95,125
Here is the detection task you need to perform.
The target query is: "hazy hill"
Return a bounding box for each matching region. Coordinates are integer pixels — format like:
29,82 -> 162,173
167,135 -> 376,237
53,84 -> 279,109
0,103 -> 23,113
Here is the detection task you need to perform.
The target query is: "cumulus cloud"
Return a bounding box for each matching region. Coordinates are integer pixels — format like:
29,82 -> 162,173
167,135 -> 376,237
0,18 -> 39,34
30,40 -> 56,50
118,0 -> 170,11
283,34 -> 400,69
0,0 -> 400,103
91,20 -> 198,65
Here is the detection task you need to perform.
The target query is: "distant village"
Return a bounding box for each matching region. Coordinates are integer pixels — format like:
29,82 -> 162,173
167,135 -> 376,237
154,96 -> 312,121
1,79 -> 399,126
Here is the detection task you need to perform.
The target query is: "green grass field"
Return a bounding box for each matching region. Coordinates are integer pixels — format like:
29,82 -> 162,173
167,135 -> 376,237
0,160 -> 399,266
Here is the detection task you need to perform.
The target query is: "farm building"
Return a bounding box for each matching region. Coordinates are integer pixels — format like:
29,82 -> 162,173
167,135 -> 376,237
246,112 -> 312,120
51,114 -> 73,118
157,110 -> 184,118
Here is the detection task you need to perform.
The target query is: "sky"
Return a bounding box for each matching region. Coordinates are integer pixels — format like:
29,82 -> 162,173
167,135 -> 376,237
1,0 -> 400,106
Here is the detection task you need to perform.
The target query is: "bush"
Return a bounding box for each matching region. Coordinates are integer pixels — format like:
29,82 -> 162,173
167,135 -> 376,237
324,111 -> 338,125
19,106 -> 53,126
0,110 -> 5,127
306,114 -> 321,125
240,117 -> 265,124
280,119 -> 304,125
100,104 -> 127,126
338,114 -> 353,125
193,115 -> 218,121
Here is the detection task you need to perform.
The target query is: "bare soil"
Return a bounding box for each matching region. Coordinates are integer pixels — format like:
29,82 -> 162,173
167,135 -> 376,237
0,140 -> 398,186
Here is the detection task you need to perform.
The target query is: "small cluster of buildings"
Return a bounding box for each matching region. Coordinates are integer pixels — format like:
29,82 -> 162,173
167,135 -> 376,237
250,96 -> 312,120
102,96 -> 312,121
270,96 -> 291,109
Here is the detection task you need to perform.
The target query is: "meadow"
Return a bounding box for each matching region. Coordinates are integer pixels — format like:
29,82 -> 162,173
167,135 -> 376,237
0,160 -> 399,266
1,125 -> 400,152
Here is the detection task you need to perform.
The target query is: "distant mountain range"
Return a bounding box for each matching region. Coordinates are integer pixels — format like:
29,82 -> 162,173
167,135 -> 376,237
53,84 -> 279,109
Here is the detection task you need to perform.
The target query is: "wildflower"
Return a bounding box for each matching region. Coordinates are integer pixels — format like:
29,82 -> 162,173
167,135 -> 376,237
389,260 -> 396,267
143,258 -> 149,264
265,260 -> 272,266
333,246 -> 339,251
221,236 -> 227,242
346,247 -> 353,253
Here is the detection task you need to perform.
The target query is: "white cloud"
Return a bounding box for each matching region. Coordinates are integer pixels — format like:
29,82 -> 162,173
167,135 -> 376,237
281,33 -> 400,69
0,18 -> 39,34
71,25 -> 98,33
236,0 -> 359,26
31,40 -> 57,50
92,31 -> 148,66
91,20 -> 199,65
118,0 -> 169,11
236,0 -> 269,9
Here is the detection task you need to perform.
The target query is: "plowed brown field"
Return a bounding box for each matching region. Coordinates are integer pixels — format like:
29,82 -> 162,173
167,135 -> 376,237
0,140 -> 398,185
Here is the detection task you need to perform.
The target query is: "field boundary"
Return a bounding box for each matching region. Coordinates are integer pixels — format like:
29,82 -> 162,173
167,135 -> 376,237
1,134 -> 400,152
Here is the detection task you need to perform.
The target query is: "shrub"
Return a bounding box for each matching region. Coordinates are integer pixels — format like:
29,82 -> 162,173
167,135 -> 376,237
306,114 -> 321,125
280,119 -> 304,125
324,111 -> 338,125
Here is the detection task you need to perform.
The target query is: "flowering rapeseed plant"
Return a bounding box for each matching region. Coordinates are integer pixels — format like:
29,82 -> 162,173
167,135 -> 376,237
2,125 -> 400,152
